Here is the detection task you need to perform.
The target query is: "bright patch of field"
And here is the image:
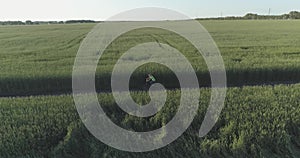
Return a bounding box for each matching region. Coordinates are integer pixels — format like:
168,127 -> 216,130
0,20 -> 300,95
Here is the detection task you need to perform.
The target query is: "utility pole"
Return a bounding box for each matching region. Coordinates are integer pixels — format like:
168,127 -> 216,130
268,8 -> 271,16
221,12 -> 225,20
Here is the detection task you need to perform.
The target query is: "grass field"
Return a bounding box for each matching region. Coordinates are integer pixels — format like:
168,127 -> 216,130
1,85 -> 299,157
1,20 -> 300,95
0,20 -> 300,157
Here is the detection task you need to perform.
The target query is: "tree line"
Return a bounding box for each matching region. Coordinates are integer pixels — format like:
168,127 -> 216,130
198,11 -> 300,20
0,20 -> 96,25
0,11 -> 299,25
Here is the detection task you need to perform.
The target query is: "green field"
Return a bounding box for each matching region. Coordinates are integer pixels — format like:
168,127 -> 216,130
1,85 -> 299,157
1,20 -> 300,157
1,20 -> 300,95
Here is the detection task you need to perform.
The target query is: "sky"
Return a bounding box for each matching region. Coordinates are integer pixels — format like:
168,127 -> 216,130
0,0 -> 299,21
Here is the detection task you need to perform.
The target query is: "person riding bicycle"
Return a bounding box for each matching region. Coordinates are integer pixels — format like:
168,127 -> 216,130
145,74 -> 156,86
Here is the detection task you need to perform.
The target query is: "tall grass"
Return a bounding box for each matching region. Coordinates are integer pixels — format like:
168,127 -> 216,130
1,84 -> 299,157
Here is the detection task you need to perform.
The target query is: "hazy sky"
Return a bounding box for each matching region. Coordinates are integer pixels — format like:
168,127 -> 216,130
1,0 -> 299,21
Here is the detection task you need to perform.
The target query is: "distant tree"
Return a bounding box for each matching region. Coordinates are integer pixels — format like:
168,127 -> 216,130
282,14 -> 290,19
1,21 -> 25,25
25,20 -> 33,25
65,20 -> 96,24
289,11 -> 300,19
244,13 -> 258,20
48,21 -> 58,24
33,21 -> 40,25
